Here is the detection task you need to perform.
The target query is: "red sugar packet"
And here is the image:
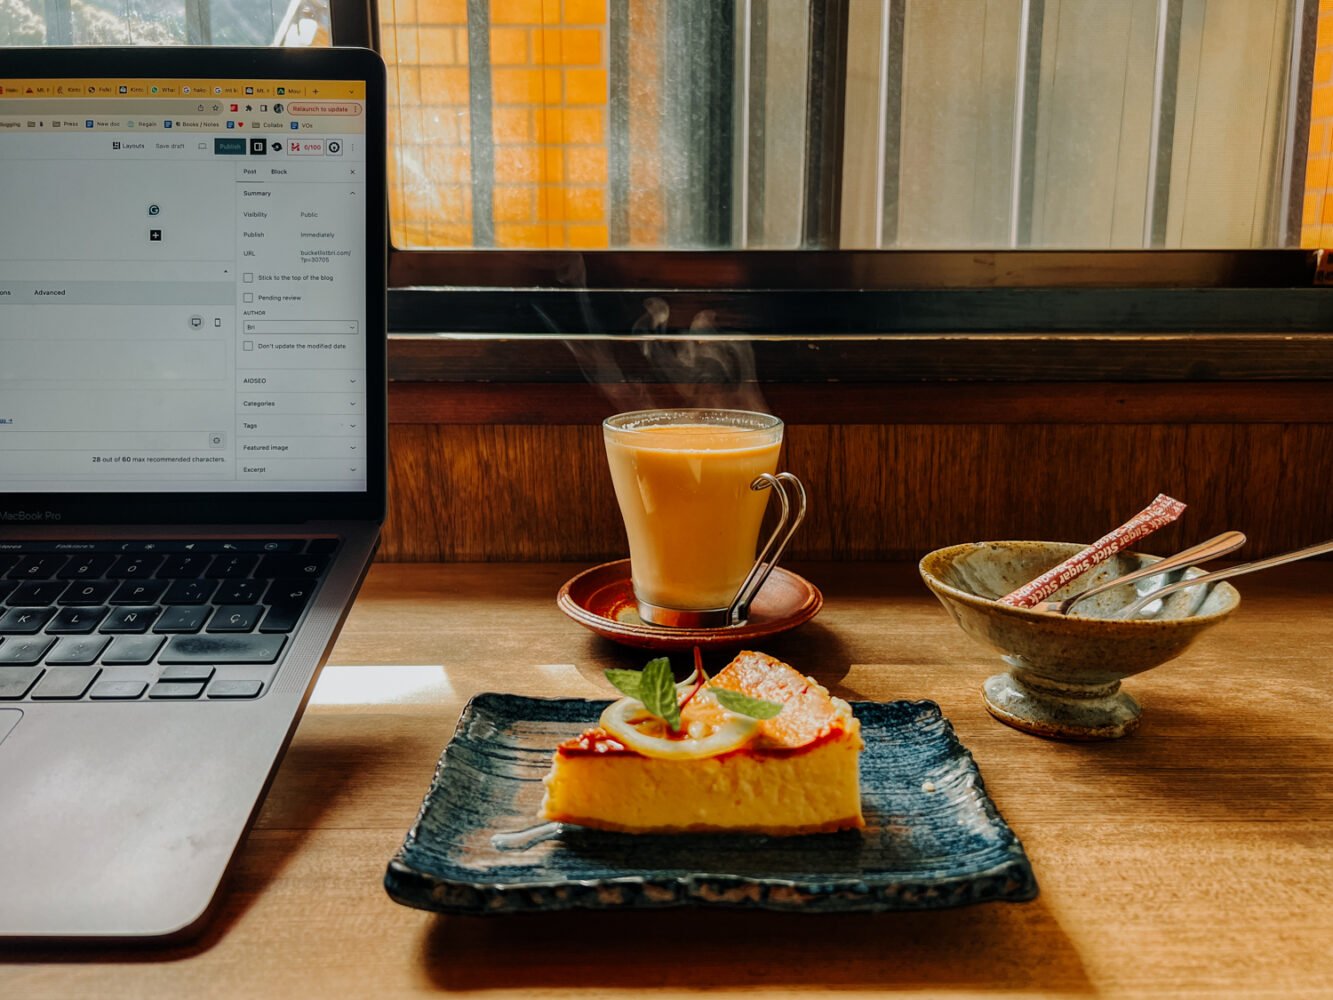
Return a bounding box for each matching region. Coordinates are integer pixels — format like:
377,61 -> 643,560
998,494 -> 1187,608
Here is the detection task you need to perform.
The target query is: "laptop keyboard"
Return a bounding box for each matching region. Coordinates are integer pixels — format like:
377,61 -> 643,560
0,538 -> 338,703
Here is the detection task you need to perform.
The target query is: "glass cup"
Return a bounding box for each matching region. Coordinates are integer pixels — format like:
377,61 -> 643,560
603,408 -> 806,628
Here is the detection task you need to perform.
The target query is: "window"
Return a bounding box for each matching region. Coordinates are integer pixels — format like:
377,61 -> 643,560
0,0 -> 331,46
6,0 -> 1329,373
379,0 -> 1331,251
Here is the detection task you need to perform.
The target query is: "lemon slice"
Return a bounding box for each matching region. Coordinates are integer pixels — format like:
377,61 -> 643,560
599,696 -> 758,760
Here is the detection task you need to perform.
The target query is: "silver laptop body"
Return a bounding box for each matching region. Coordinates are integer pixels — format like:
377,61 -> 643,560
0,46 -> 387,939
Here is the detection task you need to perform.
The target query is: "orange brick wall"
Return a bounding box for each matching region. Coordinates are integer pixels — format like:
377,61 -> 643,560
381,0 -> 632,249
1303,0 -> 1333,246
381,0 -> 474,247
492,0 -> 609,247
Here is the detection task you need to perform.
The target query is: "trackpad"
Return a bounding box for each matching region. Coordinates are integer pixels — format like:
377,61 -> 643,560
0,710 -> 21,747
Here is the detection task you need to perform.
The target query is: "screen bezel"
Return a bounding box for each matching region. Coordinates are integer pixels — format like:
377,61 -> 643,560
0,46 -> 387,525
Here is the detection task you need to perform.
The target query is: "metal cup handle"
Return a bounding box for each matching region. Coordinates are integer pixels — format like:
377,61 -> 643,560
726,472 -> 808,626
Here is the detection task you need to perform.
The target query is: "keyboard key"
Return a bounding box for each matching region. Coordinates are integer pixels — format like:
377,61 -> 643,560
162,579 -> 218,605
160,634 -> 286,664
207,679 -> 264,699
253,540 -> 305,553
0,667 -> 43,700
205,554 -> 259,579
263,579 -> 315,606
156,554 -> 212,579
0,555 -> 18,575
149,681 -> 206,700
7,555 -> 67,579
210,540 -> 302,553
58,555 -> 115,579
158,664 -> 215,683
31,666 -> 100,700
0,581 -> 17,603
107,555 -> 163,580
49,542 -> 117,553
207,605 -> 262,633
214,580 -> 261,604
58,581 -> 117,606
100,606 -> 161,634
0,636 -> 55,665
0,607 -> 56,634
89,679 -> 147,700
46,636 -> 111,665
258,604 -> 305,634
47,606 -> 109,634
102,635 -> 165,665
257,554 -> 328,578
153,606 -> 209,634
7,581 -> 67,606
110,580 -> 168,605
306,538 -> 339,554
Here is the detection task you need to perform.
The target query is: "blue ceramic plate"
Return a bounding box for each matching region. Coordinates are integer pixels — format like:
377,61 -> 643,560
384,695 -> 1037,915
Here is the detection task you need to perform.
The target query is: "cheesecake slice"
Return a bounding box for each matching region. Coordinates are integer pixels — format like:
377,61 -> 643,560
540,651 -> 864,835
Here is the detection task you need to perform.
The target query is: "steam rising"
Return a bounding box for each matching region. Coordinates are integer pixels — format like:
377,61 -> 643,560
547,257 -> 769,415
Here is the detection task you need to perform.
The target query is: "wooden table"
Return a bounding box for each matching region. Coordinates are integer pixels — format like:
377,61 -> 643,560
6,561 -> 1333,998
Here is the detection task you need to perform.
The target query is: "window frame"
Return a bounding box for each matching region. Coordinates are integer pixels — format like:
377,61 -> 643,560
333,1 -> 1333,389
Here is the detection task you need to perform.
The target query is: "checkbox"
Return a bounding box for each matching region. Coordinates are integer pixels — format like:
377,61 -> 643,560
243,293 -> 253,303
243,273 -> 254,283
243,341 -> 254,351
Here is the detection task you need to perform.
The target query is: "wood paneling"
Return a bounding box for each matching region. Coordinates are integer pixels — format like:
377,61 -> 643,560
390,380 -> 1333,425
388,248 -> 1316,289
381,421 -> 1333,562
388,332 -> 1333,383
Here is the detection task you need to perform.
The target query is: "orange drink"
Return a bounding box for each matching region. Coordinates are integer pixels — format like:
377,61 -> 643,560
603,409 -> 785,625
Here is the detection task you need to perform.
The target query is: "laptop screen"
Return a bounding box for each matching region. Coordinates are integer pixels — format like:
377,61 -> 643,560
0,48 -> 385,523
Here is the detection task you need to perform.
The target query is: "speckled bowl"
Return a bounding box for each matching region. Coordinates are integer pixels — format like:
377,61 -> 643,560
919,541 -> 1240,740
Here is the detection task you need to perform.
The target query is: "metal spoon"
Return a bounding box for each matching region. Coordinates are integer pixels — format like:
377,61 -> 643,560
1118,537 -> 1333,619
1029,531 -> 1247,615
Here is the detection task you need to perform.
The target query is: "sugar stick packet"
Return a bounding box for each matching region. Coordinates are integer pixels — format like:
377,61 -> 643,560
998,494 -> 1187,608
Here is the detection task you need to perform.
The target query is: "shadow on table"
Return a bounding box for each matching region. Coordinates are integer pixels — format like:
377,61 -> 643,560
0,724 -> 378,961
1042,691 -> 1333,822
418,897 -> 1094,993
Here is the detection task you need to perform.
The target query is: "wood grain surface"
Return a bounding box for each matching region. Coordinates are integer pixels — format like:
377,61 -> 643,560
382,422 -> 1333,562
5,561 -> 1331,998
388,381 -> 1333,425
387,332 -> 1333,383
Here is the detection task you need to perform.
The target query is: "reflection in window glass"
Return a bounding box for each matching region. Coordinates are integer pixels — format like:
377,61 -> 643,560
381,0 -> 814,250
0,0 -> 328,45
841,0 -> 1310,249
0,0 -> 46,44
374,0 -> 1320,251
120,0 -> 187,43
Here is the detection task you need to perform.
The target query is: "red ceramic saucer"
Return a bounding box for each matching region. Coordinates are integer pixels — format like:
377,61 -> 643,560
556,559 -> 823,651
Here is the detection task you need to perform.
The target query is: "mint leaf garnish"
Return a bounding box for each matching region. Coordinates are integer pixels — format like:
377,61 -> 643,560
638,657 -> 681,732
603,668 -> 643,701
713,687 -> 784,720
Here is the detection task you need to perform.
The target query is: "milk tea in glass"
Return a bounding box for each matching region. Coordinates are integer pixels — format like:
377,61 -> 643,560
603,409 -> 783,625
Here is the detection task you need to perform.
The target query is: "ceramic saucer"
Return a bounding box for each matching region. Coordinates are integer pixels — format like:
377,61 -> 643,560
556,559 -> 822,650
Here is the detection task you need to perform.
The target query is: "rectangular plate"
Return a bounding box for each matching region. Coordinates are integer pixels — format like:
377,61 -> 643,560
384,695 -> 1037,914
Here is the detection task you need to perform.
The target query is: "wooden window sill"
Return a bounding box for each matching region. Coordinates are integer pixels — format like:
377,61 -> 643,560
386,333 -> 1333,424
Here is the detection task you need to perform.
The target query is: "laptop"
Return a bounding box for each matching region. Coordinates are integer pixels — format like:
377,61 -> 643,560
0,46 -> 386,939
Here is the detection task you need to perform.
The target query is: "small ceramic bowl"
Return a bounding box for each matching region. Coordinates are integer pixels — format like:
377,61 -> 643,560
919,541 -> 1240,740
